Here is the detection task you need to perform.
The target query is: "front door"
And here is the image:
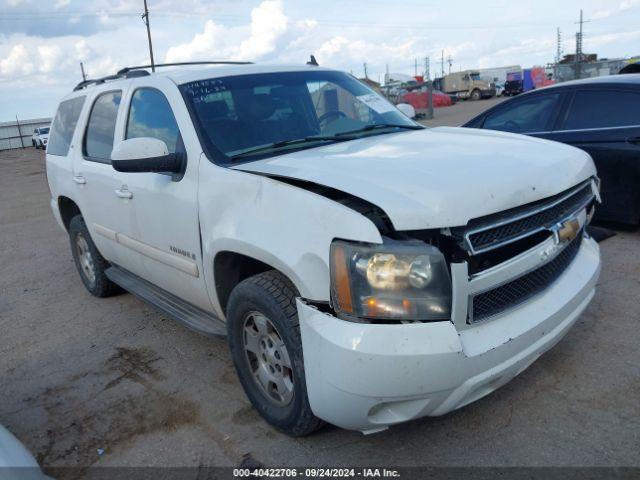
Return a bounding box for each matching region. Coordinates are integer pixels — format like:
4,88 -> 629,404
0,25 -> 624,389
113,79 -> 212,311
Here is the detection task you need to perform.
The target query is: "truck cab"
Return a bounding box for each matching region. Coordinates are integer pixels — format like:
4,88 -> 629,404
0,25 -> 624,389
441,70 -> 496,100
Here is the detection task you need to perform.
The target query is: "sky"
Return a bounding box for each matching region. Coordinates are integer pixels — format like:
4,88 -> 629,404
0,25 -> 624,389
1,0 -> 639,121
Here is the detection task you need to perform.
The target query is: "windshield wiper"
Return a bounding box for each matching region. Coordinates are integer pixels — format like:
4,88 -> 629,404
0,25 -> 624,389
334,123 -> 424,137
229,136 -> 352,159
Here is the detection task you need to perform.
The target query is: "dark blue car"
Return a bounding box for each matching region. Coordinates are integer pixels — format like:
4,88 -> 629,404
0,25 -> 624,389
464,74 -> 640,226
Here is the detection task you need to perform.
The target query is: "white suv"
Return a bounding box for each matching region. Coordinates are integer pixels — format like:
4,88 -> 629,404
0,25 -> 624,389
32,127 -> 50,149
46,62 -> 601,435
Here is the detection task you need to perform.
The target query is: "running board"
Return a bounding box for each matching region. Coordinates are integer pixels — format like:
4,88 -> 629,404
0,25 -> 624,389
106,265 -> 226,337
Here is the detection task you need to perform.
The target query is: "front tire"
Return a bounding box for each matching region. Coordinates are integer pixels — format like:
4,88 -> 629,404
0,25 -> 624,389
471,89 -> 481,101
68,215 -> 120,297
227,271 -> 323,436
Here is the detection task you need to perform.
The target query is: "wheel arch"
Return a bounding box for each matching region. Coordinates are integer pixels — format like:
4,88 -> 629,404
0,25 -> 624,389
57,196 -> 82,232
213,250 -> 304,316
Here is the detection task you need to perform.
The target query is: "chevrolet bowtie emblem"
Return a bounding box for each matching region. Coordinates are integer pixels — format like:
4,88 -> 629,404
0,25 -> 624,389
556,218 -> 580,243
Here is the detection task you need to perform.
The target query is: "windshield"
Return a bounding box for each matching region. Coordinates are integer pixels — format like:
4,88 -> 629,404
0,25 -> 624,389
180,70 -> 418,163
470,73 -> 480,81
40,127 -> 50,134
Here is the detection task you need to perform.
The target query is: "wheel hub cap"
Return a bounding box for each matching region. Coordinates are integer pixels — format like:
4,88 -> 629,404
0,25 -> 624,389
242,312 -> 294,407
76,233 -> 96,286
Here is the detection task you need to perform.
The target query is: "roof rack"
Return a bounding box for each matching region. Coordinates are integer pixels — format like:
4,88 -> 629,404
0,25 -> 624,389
73,61 -> 254,91
117,61 -> 253,75
73,70 -> 150,91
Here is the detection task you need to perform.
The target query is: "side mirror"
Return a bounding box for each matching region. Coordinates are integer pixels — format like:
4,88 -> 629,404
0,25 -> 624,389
396,103 -> 416,119
111,138 -> 181,174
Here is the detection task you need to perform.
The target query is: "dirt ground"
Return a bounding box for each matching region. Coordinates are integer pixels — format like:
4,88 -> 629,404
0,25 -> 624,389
1,101 -> 639,477
418,96 -> 506,127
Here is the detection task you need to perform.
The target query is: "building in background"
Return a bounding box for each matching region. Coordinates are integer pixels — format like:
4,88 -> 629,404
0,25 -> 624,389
0,118 -> 52,151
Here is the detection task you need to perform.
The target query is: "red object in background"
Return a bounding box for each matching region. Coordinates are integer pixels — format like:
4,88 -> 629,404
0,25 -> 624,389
400,89 -> 453,110
528,67 -> 555,90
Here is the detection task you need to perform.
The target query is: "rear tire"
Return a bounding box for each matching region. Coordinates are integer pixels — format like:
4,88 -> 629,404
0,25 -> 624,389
68,215 -> 121,297
227,270 -> 324,437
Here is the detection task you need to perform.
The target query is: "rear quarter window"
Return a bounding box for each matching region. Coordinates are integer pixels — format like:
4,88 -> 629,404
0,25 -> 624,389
561,89 -> 640,130
47,96 -> 86,156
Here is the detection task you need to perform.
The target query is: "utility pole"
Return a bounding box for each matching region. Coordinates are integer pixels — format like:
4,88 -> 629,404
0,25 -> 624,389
385,63 -> 389,84
15,115 -> 24,148
556,28 -> 562,64
574,9 -> 590,79
414,58 -> 418,77
426,56 -> 434,120
80,62 -> 87,81
441,50 -> 444,77
363,62 -> 368,79
554,28 -> 562,81
447,55 -> 453,74
142,0 -> 156,72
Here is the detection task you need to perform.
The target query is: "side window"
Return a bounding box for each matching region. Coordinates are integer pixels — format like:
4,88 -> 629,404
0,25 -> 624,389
48,96 -> 86,157
84,91 -> 122,162
483,94 -> 561,133
561,90 -> 640,130
126,88 -> 180,153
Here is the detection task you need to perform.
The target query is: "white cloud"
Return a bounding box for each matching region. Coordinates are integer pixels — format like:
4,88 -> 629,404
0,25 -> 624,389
620,0 -> 640,11
235,0 -> 288,60
593,0 -> 639,19
164,0 -> 288,63
37,45 -> 63,73
0,44 -> 34,77
164,19 -> 229,62
584,29 -> 640,48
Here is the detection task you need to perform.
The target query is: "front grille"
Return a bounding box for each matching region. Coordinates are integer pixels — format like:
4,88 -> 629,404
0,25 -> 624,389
465,182 -> 594,254
470,233 -> 583,323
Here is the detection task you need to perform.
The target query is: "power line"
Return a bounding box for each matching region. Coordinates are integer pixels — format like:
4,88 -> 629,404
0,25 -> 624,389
0,10 -> 629,31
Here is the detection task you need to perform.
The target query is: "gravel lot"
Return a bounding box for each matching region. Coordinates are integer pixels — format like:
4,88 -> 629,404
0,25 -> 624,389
1,99 -> 638,478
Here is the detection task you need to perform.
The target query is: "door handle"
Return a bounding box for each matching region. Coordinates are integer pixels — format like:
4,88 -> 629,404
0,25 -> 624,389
626,136 -> 640,145
114,187 -> 133,199
73,175 -> 86,185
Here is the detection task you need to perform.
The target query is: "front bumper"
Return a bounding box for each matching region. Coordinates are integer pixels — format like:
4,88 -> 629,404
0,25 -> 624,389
298,236 -> 600,433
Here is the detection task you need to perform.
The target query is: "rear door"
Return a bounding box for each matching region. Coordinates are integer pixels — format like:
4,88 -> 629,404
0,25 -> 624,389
71,86 -> 144,272
545,87 -> 640,224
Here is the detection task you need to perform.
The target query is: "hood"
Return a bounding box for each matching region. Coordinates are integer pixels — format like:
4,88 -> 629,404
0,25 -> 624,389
233,127 -> 596,231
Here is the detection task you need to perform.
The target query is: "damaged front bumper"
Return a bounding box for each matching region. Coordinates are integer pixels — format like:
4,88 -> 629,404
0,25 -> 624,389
297,236 -> 600,433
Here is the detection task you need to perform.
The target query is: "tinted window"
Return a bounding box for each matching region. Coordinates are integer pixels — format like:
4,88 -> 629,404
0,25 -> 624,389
561,89 -> 640,130
483,94 -> 561,133
84,91 -> 121,161
126,88 -> 180,153
48,96 -> 86,157
40,127 -> 49,134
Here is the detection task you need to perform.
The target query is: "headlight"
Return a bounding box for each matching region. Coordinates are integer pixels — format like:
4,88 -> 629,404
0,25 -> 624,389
330,239 -> 452,321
